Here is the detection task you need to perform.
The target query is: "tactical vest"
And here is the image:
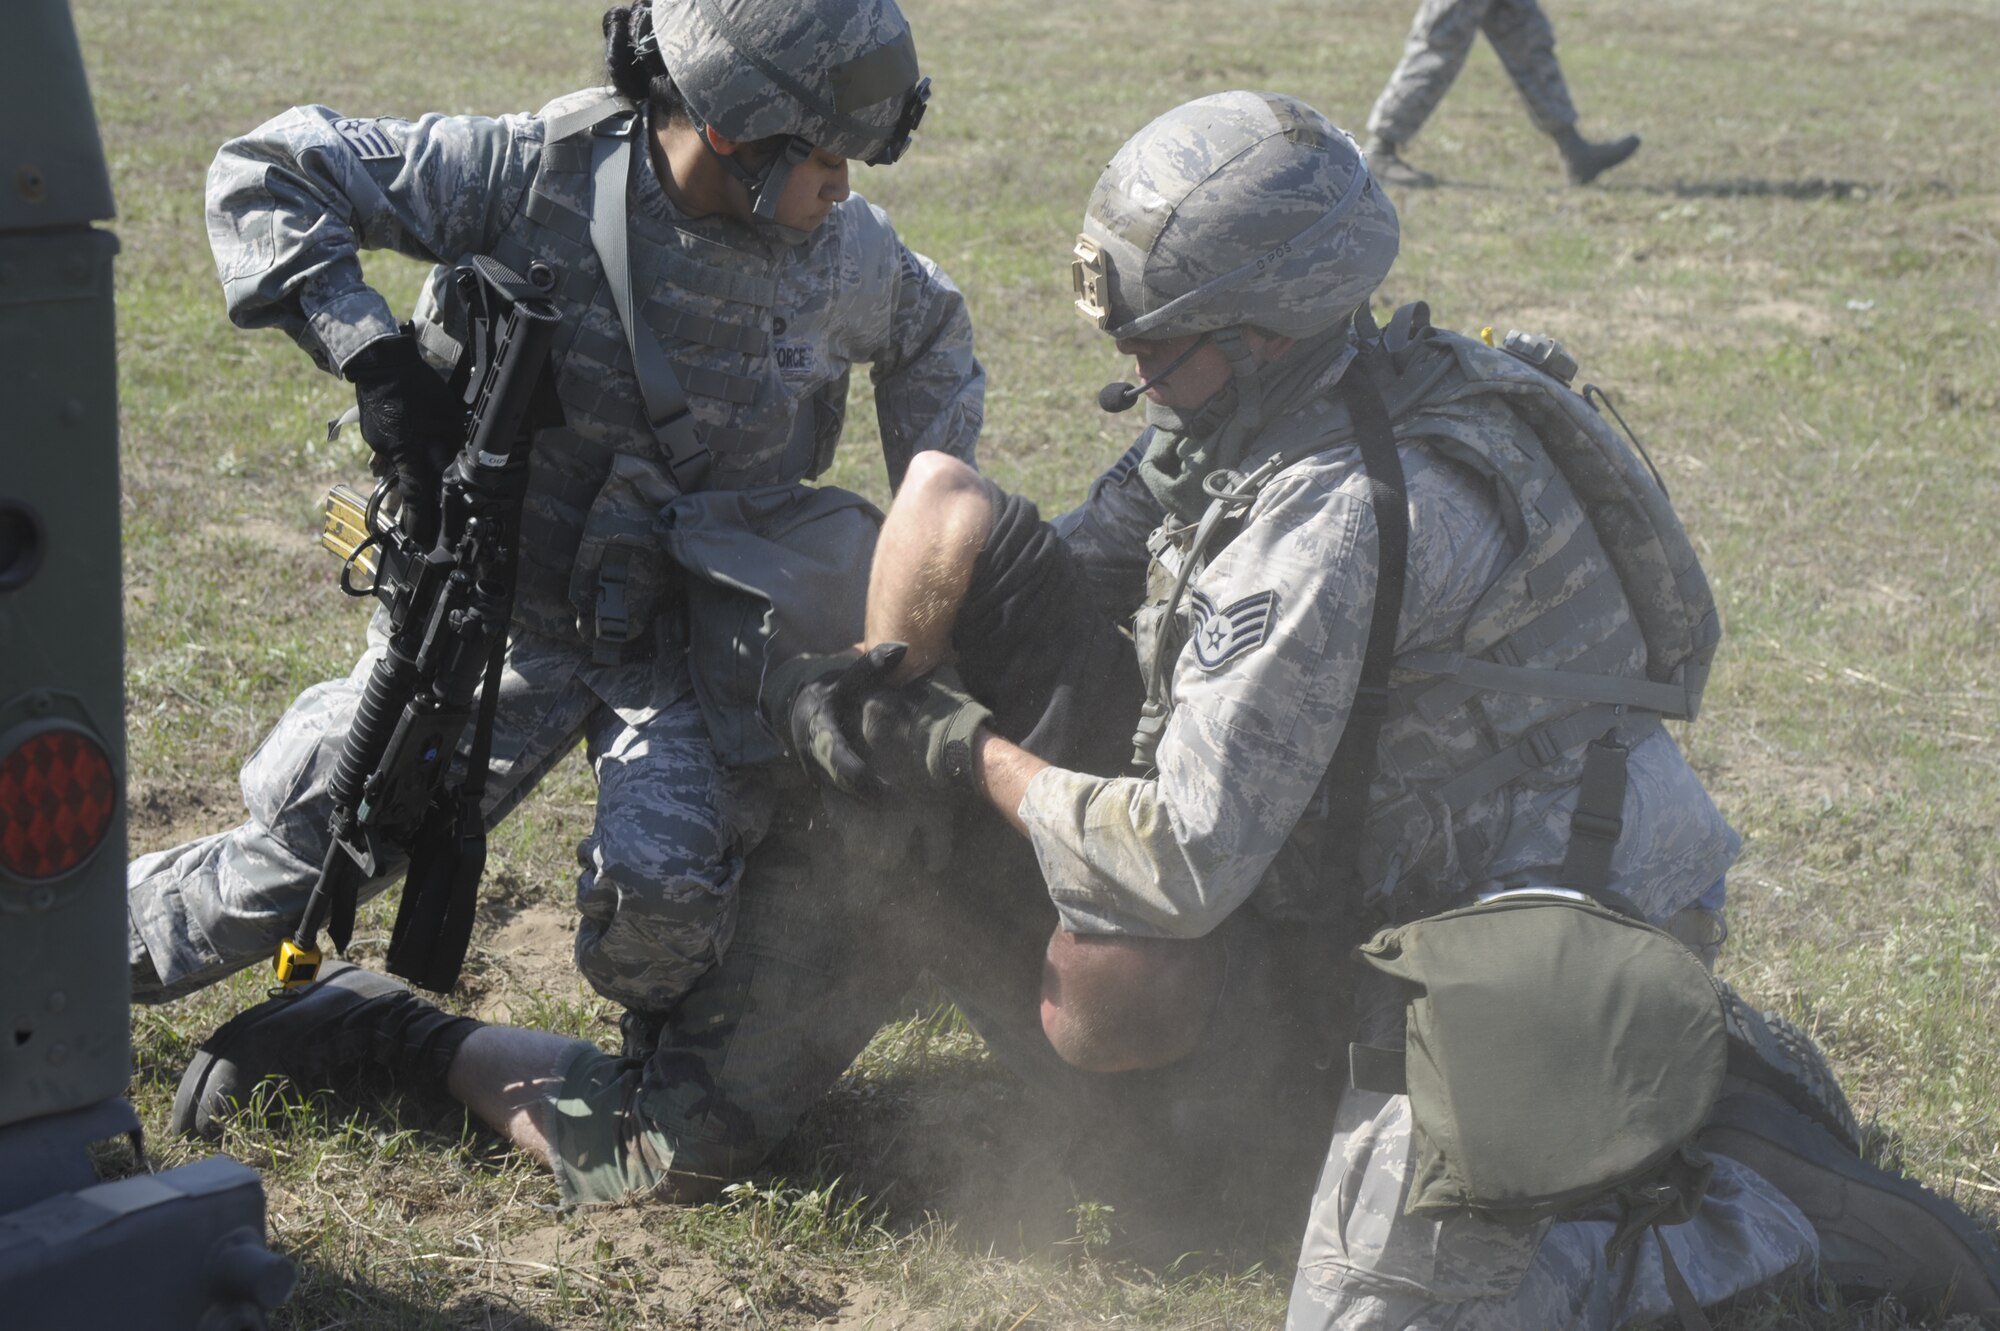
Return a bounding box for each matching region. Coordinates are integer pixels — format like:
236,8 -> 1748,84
410,94 -> 850,656
1137,309 -> 1718,921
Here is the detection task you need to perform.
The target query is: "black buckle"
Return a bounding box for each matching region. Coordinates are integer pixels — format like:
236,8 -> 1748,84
867,77 -> 931,166
1350,685 -> 1390,719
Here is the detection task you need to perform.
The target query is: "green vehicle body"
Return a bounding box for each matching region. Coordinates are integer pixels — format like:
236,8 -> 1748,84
0,3 -> 294,1325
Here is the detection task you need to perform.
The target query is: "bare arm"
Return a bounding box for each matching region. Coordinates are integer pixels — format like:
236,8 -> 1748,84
864,450 -> 997,681
970,728 -> 1047,836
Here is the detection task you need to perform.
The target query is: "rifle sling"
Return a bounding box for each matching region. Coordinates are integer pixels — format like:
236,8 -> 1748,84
587,120 -> 713,492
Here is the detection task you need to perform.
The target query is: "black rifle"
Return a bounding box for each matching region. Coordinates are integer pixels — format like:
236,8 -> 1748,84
276,255 -> 561,993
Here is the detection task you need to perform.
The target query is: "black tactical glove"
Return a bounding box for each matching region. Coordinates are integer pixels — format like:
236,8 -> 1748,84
775,643 -> 996,800
772,642 -> 905,801
344,330 -> 469,535
857,661 -> 994,795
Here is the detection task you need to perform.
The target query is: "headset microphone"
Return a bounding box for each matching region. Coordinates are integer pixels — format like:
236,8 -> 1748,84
1096,333 -> 1212,413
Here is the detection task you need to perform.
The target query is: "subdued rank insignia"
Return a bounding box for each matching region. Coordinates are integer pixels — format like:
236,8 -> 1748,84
1189,588 -> 1278,669
334,117 -> 400,161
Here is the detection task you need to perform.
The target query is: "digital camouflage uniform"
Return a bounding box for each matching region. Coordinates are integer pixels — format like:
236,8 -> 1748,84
1040,93 -> 1817,1327
128,85 -> 982,1009
1366,0 -> 1578,147
1038,416 -> 1818,1327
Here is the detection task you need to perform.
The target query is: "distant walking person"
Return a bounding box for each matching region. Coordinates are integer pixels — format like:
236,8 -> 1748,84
1365,0 -> 1640,187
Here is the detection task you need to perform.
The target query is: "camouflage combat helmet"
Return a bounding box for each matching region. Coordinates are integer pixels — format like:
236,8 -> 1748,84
1071,91 -> 1399,341
645,0 -> 930,220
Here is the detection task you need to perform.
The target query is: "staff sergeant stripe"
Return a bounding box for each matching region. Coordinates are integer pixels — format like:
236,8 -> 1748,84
333,117 -> 401,161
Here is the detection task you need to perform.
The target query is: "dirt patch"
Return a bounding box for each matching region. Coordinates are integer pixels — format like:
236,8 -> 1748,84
453,1207 -> 939,1329
467,898 -> 587,1025
127,775 -> 241,854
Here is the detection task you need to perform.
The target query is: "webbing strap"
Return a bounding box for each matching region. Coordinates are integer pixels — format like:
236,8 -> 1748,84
587,123 -> 712,492
1319,344 -> 1410,880
1428,704 -> 1657,817
1655,1228 -> 1716,1331
1557,729 -> 1631,893
1401,650 -> 1693,716
542,94 -> 628,147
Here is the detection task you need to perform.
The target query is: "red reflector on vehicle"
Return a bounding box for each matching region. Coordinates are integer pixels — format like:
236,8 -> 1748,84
0,728 -> 118,880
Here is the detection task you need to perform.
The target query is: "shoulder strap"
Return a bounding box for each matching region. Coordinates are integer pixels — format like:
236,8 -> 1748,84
542,93 -> 630,148
1320,339 -> 1409,883
586,119 -> 712,491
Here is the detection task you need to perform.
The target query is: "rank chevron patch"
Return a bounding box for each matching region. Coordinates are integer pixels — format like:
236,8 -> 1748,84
333,117 -> 400,161
1188,588 -> 1279,670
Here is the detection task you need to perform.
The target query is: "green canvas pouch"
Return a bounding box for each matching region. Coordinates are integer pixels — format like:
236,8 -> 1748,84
1355,888 -> 1727,1224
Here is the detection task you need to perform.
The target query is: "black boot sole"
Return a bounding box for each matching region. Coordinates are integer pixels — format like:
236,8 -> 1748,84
1701,1092 -> 2000,1319
1716,981 -> 1862,1152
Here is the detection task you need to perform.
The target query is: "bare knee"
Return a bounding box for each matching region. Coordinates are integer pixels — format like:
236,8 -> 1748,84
1038,929 -> 1224,1073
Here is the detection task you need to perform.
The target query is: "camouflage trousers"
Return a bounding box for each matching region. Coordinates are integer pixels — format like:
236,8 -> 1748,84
1366,0 -> 1580,145
127,618 -> 755,1011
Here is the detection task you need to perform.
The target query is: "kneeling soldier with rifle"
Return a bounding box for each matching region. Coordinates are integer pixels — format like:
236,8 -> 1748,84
132,0 -> 985,1198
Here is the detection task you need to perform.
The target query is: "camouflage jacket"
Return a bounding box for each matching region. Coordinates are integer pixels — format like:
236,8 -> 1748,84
1022,357 -> 1737,940
205,89 -> 984,659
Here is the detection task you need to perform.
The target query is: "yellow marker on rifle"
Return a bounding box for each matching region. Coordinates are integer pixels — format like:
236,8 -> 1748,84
1480,325 -> 1496,346
320,483 -> 379,581
274,937 -> 323,987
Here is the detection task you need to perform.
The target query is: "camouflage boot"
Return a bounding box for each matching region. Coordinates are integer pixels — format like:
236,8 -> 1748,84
1554,125 -> 1641,186
1363,136 -> 1436,189
170,962 -> 481,1141
1701,1092 -> 2000,1319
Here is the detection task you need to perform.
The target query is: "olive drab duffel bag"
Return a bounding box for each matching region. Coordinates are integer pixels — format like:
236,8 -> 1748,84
1351,887 -> 1728,1226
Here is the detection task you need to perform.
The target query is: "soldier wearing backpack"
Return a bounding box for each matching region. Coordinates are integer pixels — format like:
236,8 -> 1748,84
784,90 -> 2000,1327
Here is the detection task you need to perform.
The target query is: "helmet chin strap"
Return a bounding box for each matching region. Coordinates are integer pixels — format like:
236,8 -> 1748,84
699,125 -> 815,245
1206,325 -> 1267,456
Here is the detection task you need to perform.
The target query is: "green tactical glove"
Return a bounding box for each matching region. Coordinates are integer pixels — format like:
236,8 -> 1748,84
859,662 -> 994,794
768,642 -> 906,800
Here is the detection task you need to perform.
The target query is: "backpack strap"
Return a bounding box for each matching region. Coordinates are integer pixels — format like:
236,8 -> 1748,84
1441,703 -> 1660,824
1557,728 -> 1631,895
1400,649 -> 1695,717
586,117 -> 713,492
1318,336 -> 1410,884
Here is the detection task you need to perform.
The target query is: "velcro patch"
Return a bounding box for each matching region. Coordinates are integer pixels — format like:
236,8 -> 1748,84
1189,588 -> 1278,669
334,117 -> 400,162
773,342 -> 817,382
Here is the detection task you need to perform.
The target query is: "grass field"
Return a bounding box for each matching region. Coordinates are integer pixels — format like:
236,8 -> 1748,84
80,0 -> 2000,1325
